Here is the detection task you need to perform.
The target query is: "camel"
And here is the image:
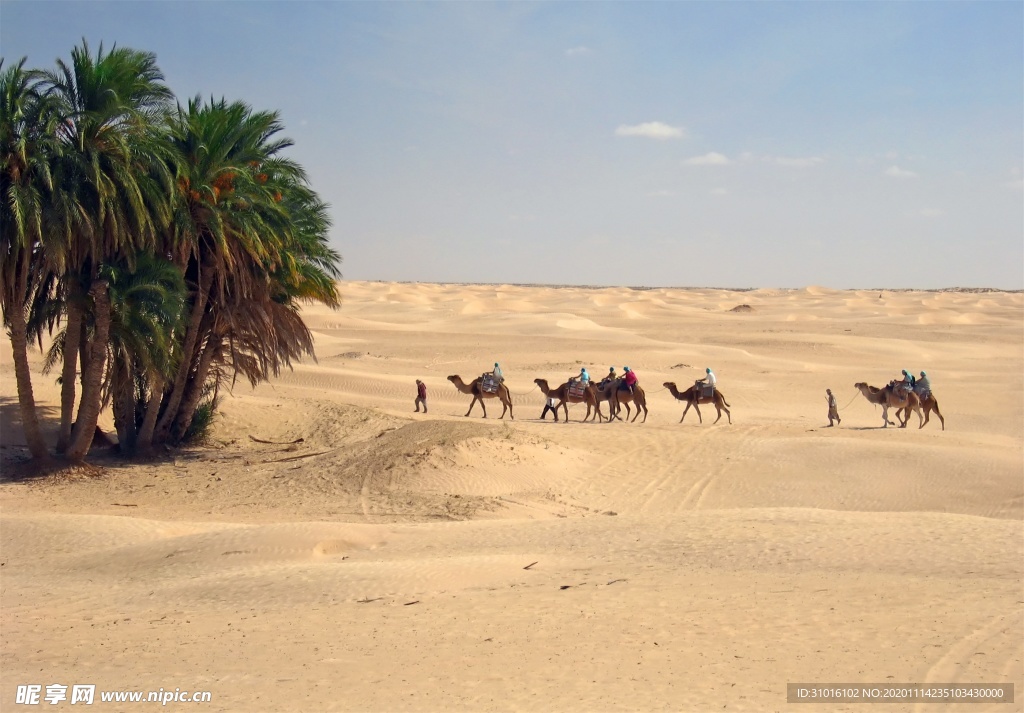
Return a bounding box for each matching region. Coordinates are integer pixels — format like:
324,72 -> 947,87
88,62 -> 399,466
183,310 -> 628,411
663,382 -> 732,424
447,375 -> 514,420
601,379 -> 649,423
588,384 -> 615,422
899,389 -> 945,430
854,382 -> 923,428
533,378 -> 604,423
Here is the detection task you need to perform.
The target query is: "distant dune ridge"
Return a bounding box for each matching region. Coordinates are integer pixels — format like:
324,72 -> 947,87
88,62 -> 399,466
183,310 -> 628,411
2,281 -> 1022,711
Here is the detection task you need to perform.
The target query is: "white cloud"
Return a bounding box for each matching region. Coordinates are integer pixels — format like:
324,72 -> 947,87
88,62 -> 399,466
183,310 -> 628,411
918,209 -> 945,218
1004,178 -> 1024,191
885,165 -> 918,178
685,152 -> 731,166
710,187 -> 729,196
615,122 -> 686,140
564,46 -> 591,57
648,189 -> 674,197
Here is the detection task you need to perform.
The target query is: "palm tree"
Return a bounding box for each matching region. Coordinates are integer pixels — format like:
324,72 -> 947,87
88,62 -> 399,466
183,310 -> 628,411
147,97 -> 341,447
103,255 -> 185,453
167,177 -> 341,443
39,41 -> 175,461
0,58 -> 58,462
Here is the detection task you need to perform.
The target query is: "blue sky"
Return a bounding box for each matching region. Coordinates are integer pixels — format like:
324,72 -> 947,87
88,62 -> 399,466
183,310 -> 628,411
3,1 -> 1022,288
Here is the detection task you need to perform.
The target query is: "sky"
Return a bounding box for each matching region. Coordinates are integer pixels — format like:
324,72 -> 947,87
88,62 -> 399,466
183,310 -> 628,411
3,1 -> 1022,289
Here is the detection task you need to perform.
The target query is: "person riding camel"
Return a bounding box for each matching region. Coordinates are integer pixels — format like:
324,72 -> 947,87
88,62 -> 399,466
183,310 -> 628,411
915,370 -> 931,397
896,369 -> 914,395
622,366 -> 638,393
696,367 -> 716,397
568,367 -> 590,397
602,366 -> 617,387
491,363 -> 504,383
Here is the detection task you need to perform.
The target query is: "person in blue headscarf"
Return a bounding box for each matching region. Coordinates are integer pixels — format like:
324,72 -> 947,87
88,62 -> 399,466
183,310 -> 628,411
915,370 -> 931,396
696,367 -> 716,396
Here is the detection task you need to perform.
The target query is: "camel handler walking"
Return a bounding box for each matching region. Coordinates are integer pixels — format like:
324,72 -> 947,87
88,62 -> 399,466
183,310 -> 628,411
415,379 -> 428,413
540,395 -> 558,420
826,388 -> 841,426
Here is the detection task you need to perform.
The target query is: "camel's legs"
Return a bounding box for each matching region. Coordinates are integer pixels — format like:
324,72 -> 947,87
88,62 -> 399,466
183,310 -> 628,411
635,403 -> 647,423
679,402 -> 692,423
715,396 -> 732,424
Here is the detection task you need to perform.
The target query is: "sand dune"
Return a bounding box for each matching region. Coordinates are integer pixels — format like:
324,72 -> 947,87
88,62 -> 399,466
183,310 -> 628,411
2,281 -> 1022,711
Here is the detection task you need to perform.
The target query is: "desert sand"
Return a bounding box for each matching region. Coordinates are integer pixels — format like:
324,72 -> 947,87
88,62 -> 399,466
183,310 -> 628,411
2,281 -> 1022,712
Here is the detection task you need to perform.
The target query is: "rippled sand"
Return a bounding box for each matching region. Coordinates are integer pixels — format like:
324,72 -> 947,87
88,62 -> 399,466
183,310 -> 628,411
2,282 -> 1022,711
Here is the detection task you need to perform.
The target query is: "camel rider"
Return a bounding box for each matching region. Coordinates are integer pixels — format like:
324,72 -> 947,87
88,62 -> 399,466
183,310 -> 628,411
897,369 -> 914,395
697,367 -> 716,396
915,371 -> 931,397
578,368 -> 590,386
622,366 -> 638,393
603,366 -> 617,387
491,363 -> 504,383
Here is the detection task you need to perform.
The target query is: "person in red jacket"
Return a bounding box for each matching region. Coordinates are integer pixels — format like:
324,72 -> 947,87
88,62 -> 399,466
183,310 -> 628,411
415,379 -> 428,413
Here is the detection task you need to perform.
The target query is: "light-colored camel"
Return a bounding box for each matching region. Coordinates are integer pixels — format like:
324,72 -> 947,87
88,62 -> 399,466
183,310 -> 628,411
899,389 -> 945,430
447,375 -> 514,420
534,378 -> 604,422
602,379 -> 649,423
854,382 -> 922,428
663,382 -> 732,424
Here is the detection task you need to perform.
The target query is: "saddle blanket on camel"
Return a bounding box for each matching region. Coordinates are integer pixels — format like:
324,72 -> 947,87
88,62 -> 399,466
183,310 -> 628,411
480,375 -> 500,394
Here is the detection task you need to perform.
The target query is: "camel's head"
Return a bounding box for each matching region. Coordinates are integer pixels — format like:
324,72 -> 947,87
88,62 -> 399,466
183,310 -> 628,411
663,381 -> 675,389
854,382 -> 866,390
533,378 -> 545,386
447,375 -> 458,384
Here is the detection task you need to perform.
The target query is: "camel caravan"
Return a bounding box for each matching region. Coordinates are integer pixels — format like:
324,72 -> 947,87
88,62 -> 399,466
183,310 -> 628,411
854,369 -> 945,430
443,364 -> 944,431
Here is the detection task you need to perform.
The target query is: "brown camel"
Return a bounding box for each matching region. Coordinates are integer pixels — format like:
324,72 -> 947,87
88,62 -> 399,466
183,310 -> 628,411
602,379 -> 649,423
447,375 -> 514,420
899,389 -> 945,430
533,378 -> 604,423
854,382 -> 922,428
663,382 -> 732,424
588,384 -> 614,422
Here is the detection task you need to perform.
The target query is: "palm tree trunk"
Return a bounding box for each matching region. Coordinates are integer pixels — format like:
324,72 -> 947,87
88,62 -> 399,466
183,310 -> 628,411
111,359 -> 137,454
56,295 -> 83,454
136,373 -> 164,452
67,280 -> 111,461
155,264 -> 212,442
7,252 -> 49,462
170,334 -> 221,443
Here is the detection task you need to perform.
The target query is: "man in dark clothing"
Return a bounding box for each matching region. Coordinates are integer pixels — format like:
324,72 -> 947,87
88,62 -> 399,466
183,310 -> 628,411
540,396 -> 558,420
415,380 -> 428,413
